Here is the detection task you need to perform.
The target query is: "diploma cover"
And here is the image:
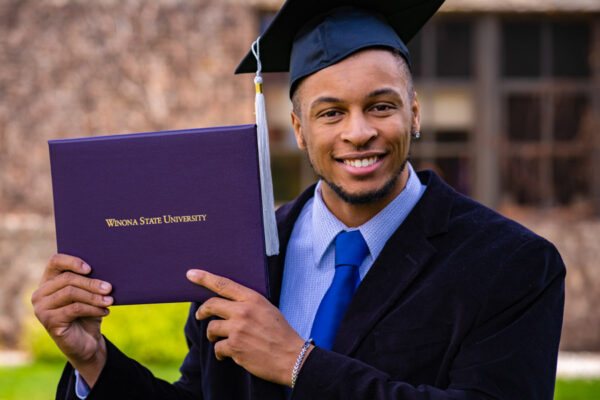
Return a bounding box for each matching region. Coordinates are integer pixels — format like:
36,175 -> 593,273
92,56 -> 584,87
49,125 -> 268,305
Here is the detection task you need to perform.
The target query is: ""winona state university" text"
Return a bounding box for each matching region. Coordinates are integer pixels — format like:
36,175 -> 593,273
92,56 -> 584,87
105,214 -> 207,228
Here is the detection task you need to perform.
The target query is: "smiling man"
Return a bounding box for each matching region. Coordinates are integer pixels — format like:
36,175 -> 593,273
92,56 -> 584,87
32,1 -> 565,399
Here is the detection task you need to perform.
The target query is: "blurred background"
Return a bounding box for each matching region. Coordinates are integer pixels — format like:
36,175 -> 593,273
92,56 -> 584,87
0,0 -> 599,398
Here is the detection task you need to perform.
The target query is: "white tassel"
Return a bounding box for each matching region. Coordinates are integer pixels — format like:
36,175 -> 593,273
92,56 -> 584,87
252,38 -> 279,256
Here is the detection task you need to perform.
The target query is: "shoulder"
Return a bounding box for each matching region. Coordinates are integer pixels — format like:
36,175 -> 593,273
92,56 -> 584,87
418,170 -> 548,247
417,170 -> 565,282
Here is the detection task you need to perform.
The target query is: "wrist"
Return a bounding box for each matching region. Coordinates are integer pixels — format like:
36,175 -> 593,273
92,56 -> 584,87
69,337 -> 107,388
299,344 -> 314,370
290,339 -> 314,389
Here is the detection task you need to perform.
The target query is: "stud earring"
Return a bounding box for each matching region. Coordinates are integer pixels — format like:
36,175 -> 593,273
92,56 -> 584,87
411,130 -> 421,139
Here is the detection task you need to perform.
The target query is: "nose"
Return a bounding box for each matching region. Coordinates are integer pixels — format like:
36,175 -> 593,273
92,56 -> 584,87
340,112 -> 377,148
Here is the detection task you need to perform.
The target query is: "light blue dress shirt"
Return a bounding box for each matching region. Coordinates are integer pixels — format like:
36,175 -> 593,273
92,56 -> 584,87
74,163 -> 425,397
74,370 -> 90,399
279,162 -> 426,340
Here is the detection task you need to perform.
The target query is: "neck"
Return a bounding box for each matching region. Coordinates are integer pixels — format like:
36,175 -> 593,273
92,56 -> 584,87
320,167 -> 410,227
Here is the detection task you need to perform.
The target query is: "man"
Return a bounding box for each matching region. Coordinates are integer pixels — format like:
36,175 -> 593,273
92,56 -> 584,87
32,0 -> 565,399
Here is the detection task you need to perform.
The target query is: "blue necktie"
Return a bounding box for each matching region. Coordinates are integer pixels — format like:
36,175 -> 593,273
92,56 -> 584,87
310,230 -> 369,350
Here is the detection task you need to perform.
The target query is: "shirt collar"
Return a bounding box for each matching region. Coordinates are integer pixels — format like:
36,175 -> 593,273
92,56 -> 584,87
311,183 -> 348,266
311,162 -> 423,266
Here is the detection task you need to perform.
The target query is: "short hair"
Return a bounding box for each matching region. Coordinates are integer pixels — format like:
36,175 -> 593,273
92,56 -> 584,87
291,48 -> 414,118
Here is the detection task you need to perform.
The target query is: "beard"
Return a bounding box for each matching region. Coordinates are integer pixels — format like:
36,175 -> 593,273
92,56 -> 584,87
309,154 -> 410,205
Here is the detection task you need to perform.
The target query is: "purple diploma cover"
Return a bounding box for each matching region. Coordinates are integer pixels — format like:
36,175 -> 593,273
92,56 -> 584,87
49,125 -> 268,305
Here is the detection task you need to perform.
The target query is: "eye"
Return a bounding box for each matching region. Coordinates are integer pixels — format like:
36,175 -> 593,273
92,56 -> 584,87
318,109 -> 343,119
370,103 -> 396,113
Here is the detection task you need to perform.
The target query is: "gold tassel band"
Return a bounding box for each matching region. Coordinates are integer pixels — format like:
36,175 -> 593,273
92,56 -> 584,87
255,83 -> 263,94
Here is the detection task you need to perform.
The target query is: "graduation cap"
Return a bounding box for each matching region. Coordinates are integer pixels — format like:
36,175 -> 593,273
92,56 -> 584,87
236,0 -> 445,94
238,0 -> 445,257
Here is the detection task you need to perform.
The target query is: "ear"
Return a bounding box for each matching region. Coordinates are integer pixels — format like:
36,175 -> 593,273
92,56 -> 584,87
291,110 -> 307,150
411,91 -> 421,133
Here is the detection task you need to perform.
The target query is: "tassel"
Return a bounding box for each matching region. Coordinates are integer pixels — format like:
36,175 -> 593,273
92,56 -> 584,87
252,38 -> 279,256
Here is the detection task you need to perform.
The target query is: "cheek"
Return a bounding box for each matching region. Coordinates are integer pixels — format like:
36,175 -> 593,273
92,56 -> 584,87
303,126 -> 329,154
304,133 -> 338,173
381,122 -> 411,156
400,132 -> 411,155
305,139 -> 327,167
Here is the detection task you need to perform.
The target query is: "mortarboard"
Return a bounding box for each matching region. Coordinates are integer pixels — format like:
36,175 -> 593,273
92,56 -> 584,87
235,0 -> 445,94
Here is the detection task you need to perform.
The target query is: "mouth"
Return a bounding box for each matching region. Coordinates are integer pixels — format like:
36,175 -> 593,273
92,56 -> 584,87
342,156 -> 381,168
336,153 -> 387,175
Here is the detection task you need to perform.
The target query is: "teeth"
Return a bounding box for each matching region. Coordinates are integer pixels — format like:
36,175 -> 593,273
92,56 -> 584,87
343,156 -> 379,168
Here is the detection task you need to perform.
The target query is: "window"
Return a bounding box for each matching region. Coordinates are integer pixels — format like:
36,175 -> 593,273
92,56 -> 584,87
506,94 -> 542,142
409,17 -> 475,197
407,29 -> 423,78
436,21 -> 473,78
552,22 -> 591,77
412,128 -> 472,196
502,21 -> 591,78
407,18 -> 474,79
502,22 -> 541,77
502,157 -> 543,205
499,18 -> 593,207
554,93 -> 589,141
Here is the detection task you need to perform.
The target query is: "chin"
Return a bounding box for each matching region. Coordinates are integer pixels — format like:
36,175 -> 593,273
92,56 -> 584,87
324,178 -> 398,205
321,159 -> 408,205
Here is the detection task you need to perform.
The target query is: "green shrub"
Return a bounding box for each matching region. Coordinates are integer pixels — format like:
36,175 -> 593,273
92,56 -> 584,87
26,302 -> 191,365
102,302 -> 190,364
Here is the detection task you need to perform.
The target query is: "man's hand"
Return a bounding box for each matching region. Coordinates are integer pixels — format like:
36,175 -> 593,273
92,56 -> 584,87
31,254 -> 113,387
187,269 -> 312,387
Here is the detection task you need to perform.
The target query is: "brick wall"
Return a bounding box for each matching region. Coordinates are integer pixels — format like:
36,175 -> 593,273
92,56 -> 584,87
0,0 -> 257,214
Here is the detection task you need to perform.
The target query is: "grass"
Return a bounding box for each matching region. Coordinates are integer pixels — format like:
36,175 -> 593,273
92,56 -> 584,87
0,362 -> 598,400
554,378 -> 600,400
0,361 -> 181,400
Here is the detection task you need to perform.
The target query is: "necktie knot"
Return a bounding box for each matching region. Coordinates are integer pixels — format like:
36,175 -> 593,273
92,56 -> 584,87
335,230 -> 369,268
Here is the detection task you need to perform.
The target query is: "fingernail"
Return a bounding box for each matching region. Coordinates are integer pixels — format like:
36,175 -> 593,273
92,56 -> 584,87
82,263 -> 91,273
100,282 -> 111,291
187,270 -> 200,279
103,296 -> 113,304
104,308 -> 110,315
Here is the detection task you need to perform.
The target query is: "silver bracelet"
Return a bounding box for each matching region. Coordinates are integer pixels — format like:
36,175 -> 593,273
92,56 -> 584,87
291,339 -> 313,389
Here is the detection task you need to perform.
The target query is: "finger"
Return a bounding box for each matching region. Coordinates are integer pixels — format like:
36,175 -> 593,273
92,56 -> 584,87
195,297 -> 236,321
34,272 -> 111,302
42,254 -> 91,283
61,302 -> 110,321
187,269 -> 253,301
213,338 -> 231,362
44,285 -> 113,311
43,303 -> 109,331
206,319 -> 231,342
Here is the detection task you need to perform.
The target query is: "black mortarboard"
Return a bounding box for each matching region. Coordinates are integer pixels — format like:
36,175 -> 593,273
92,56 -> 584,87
235,0 -> 445,94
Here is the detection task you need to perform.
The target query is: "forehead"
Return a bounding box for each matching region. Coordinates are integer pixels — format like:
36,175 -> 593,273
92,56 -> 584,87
294,48 -> 408,102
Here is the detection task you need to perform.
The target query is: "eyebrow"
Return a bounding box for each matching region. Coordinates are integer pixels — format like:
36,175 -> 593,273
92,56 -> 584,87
309,96 -> 342,113
366,88 -> 402,99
